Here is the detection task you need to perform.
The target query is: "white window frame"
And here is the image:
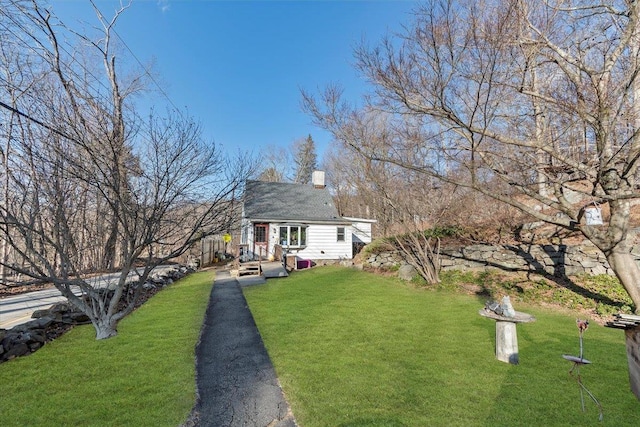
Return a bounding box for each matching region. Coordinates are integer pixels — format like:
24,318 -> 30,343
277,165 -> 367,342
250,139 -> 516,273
279,225 -> 307,248
337,226 -> 346,242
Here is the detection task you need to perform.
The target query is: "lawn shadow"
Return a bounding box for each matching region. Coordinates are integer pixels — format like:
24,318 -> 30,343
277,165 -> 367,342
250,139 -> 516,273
447,244 -> 629,311
478,319 -> 636,426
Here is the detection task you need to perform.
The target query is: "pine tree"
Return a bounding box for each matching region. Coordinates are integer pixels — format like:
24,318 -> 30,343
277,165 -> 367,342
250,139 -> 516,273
293,134 -> 318,184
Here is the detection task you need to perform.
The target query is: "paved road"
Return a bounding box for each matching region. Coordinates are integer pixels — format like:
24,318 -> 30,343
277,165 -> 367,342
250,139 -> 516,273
192,272 -> 297,427
0,287 -> 82,329
0,267 -> 174,329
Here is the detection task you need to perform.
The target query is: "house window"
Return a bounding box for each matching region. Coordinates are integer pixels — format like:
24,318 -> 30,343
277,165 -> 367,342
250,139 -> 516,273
254,224 -> 267,243
279,225 -> 307,248
337,226 -> 345,242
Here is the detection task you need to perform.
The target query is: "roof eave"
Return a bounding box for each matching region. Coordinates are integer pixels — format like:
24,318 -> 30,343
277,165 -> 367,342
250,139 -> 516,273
246,217 -> 353,225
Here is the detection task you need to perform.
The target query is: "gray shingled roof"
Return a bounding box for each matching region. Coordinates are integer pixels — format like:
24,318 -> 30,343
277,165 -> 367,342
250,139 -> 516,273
243,180 -> 347,223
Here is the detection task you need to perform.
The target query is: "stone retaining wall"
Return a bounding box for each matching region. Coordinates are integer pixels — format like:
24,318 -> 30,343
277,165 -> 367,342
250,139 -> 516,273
364,243 -> 621,276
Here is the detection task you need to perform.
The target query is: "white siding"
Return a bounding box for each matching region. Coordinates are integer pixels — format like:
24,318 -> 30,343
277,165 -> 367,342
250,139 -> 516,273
282,224 -> 352,260
267,225 -> 280,260
243,222 -> 358,261
350,221 -> 373,243
241,218 -> 251,245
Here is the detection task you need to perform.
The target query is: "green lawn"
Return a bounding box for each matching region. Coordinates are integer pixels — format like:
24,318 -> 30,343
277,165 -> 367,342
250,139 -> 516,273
0,269 -> 214,427
244,266 -> 640,427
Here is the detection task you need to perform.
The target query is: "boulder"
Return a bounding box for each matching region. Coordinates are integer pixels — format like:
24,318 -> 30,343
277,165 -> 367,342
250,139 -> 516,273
12,317 -> 55,332
142,281 -> 156,290
28,341 -> 43,351
27,330 -> 46,345
61,312 -> 91,324
590,264 -> 609,276
398,264 -> 418,281
3,343 -> 29,360
31,308 -> 61,320
50,302 -> 71,313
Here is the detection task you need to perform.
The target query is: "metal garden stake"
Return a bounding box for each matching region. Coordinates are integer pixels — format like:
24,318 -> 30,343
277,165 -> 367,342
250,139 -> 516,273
562,319 -> 603,421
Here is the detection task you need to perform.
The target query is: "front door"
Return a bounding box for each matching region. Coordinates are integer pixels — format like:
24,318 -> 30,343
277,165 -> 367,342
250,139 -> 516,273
253,223 -> 269,260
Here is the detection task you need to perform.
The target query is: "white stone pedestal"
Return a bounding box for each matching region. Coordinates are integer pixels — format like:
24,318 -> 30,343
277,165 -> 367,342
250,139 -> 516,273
480,309 -> 536,365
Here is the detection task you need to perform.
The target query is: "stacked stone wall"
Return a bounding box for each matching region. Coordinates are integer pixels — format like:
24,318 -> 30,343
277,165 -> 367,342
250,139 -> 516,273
364,243 -> 624,277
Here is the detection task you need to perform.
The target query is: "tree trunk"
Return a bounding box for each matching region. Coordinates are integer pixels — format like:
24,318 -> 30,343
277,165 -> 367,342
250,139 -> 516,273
606,249 -> 640,314
93,318 -> 118,340
102,213 -> 118,271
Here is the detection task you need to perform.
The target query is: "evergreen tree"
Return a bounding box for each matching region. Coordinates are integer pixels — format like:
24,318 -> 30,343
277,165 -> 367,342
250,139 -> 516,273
293,134 -> 318,184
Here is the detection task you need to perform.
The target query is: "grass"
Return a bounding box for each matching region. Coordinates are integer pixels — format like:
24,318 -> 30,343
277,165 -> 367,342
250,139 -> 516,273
0,269 -> 214,427
244,266 -> 640,427
436,269 -> 635,317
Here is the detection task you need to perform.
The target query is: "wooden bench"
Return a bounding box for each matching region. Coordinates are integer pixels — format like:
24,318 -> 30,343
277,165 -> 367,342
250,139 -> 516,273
606,313 -> 640,400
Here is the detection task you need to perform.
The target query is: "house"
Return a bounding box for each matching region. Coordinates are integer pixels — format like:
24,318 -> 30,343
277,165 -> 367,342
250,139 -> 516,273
240,172 -> 375,265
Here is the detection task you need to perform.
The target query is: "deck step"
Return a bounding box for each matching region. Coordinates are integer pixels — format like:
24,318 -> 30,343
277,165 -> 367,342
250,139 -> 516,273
230,263 -> 262,277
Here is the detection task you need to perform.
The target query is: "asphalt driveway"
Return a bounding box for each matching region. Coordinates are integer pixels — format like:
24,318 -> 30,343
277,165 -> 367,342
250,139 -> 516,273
191,272 -> 297,427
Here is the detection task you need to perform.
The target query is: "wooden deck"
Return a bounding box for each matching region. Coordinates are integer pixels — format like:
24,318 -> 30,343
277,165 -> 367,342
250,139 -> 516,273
261,261 -> 288,278
230,261 -> 288,279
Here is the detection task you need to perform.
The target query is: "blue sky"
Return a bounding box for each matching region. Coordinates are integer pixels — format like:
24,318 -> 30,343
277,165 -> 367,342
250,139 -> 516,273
48,0 -> 417,161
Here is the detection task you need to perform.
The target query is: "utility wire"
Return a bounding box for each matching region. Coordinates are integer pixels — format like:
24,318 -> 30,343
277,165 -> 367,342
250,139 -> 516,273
112,29 -> 183,115
0,2 -> 183,140
0,12 -> 114,105
0,99 -> 78,143
0,5 -> 134,138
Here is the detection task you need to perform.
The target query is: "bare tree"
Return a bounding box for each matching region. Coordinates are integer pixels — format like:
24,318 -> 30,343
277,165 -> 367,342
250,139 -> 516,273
0,1 -> 253,339
322,110 -> 453,283
255,144 -> 291,182
304,0 -> 640,311
0,36 -> 31,283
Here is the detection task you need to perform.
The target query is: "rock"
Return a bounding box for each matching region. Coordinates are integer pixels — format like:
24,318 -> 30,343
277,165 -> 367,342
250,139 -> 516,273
27,330 -> 46,344
3,343 -> 29,360
32,302 -> 75,321
579,259 -> 601,268
12,317 -> 55,332
28,342 -> 43,351
501,296 -> 516,318
31,309 -> 62,321
485,300 -> 503,315
398,264 -> 417,281
31,309 -> 49,319
521,221 -> 545,231
142,281 -> 156,290
61,312 -> 91,324
50,302 -> 70,313
150,274 -> 166,285
590,264 -> 609,276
